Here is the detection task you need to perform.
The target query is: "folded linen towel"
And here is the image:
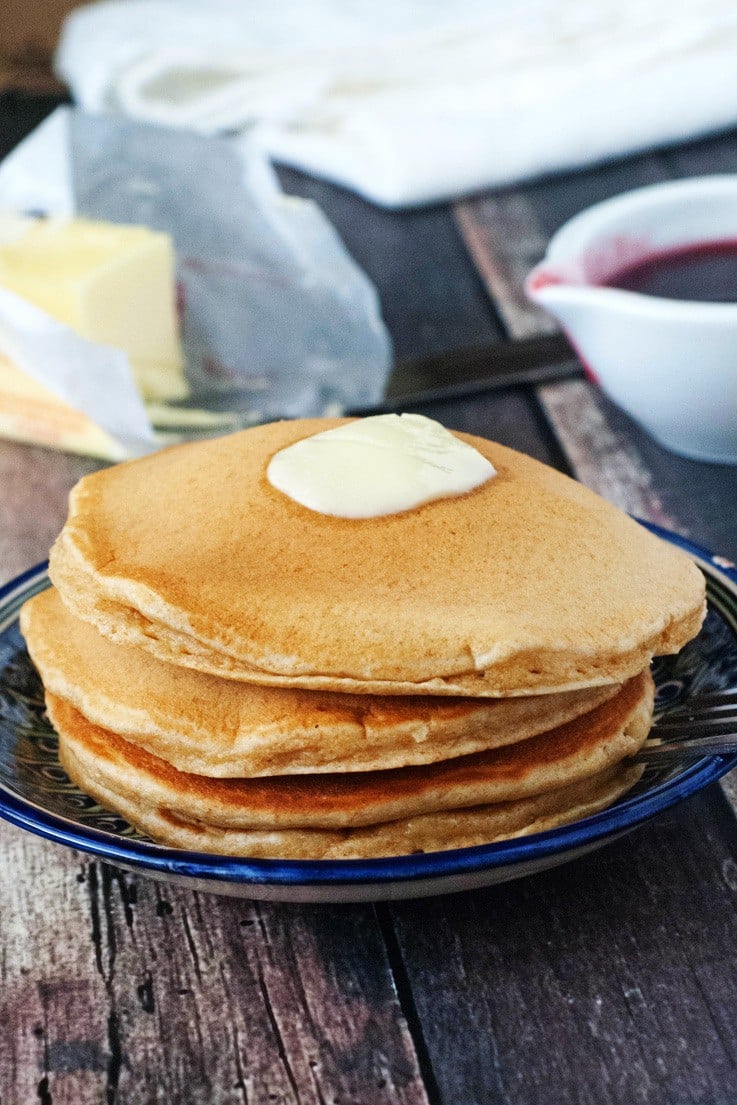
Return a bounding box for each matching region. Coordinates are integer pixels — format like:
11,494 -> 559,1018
56,0 -> 737,207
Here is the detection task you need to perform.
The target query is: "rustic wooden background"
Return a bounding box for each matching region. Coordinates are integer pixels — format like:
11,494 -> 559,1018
3,95 -> 737,1104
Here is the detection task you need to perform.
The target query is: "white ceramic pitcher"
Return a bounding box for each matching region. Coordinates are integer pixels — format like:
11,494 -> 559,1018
526,176 -> 737,464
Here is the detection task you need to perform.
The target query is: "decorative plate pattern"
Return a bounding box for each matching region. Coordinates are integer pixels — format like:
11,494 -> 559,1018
1,523 -> 736,902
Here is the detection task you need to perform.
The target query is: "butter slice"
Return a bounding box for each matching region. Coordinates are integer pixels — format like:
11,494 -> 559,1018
0,215 -> 187,402
267,413 -> 496,517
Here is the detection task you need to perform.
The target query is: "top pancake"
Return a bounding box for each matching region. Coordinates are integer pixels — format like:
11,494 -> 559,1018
49,418 -> 705,696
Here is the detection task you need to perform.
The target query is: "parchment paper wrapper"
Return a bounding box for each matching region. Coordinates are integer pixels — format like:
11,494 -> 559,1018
0,286 -> 156,456
0,107 -> 391,457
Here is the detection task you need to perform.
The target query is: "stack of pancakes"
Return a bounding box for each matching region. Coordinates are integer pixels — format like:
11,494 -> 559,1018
21,418 -> 706,859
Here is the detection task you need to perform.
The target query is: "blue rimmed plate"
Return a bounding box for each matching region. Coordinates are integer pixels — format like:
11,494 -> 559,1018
1,524 -> 736,902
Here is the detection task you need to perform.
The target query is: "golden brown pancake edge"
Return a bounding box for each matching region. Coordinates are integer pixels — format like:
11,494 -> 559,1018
48,419 -> 706,694
23,587 -> 627,776
47,669 -> 652,832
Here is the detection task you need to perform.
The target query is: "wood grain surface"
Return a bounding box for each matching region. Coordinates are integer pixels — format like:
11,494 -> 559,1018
390,789 -> 737,1105
0,441 -> 98,580
0,825 -> 430,1104
278,166 -> 506,364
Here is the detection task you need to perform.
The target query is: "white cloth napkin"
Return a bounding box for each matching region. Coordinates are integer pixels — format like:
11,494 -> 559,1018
56,0 -> 737,208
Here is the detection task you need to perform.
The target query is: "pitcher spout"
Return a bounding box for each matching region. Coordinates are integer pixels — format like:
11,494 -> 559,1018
525,261 -> 604,330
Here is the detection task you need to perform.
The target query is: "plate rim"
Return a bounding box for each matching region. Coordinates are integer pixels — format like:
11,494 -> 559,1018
1,521 -> 736,889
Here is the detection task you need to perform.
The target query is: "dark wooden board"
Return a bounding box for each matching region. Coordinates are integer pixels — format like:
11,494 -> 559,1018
662,129 -> 737,177
412,388 -> 566,469
389,788 -> 737,1105
277,166 -> 505,364
0,89 -> 69,160
0,440 -> 99,580
0,833 -> 430,1104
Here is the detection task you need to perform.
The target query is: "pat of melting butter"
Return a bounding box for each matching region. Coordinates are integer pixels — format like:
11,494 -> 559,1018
267,414 -> 496,518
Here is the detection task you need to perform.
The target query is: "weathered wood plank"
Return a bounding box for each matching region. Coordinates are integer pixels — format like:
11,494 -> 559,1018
451,143 -> 737,535
0,821 -> 429,1105
453,157 -> 668,337
390,788 -> 737,1105
454,194 -> 556,341
0,825 -> 109,1105
452,152 -> 670,342
0,440 -> 99,585
535,379 -> 682,526
553,388 -> 737,562
512,154 -> 670,250
452,170 -> 693,525
453,154 -> 737,749
433,148 -> 737,1105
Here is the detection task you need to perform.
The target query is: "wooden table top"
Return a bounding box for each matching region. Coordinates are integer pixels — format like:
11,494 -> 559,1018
3,95 -> 737,1105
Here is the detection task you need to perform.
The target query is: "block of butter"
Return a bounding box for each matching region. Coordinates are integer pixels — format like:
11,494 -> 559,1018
0,215 -> 187,404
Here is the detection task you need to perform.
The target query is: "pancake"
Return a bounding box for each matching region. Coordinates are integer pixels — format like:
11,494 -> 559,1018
49,418 -> 705,696
49,669 -> 652,833
23,587 -> 623,776
52,687 -> 648,858
65,758 -> 644,859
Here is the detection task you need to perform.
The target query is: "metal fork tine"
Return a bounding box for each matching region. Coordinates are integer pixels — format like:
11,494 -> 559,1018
627,686 -> 737,765
654,712 -> 737,734
663,688 -> 737,710
627,680 -> 737,760
634,735 -> 737,765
